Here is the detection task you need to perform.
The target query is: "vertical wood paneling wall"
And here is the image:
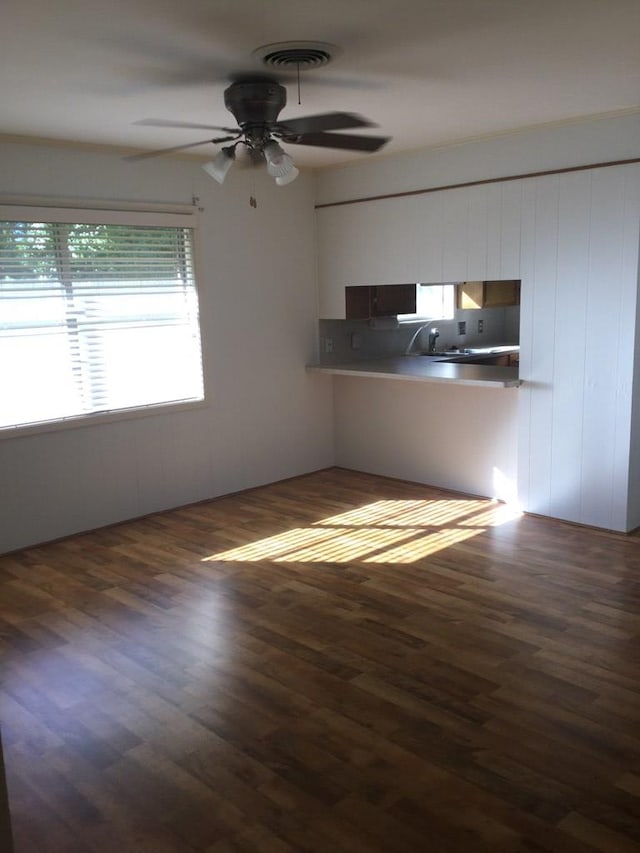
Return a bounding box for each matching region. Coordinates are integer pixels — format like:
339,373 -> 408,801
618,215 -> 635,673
519,165 -> 640,530
316,163 -> 640,531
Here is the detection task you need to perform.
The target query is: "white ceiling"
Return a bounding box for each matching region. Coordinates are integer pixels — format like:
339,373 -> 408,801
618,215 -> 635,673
2,0 -> 639,168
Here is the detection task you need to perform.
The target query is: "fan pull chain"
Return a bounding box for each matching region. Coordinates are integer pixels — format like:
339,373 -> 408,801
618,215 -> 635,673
249,160 -> 257,208
297,62 -> 301,105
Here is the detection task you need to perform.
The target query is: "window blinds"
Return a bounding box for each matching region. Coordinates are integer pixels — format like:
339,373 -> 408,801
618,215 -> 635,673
0,219 -> 204,430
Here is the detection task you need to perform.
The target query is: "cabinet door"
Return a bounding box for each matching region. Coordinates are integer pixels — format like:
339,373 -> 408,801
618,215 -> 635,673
442,189 -> 470,281
456,279 -> 520,309
317,202 -> 414,318
345,284 -> 417,319
456,281 -> 484,309
345,286 -> 372,320
372,284 -> 416,316
483,280 -> 521,307
411,192 -> 444,282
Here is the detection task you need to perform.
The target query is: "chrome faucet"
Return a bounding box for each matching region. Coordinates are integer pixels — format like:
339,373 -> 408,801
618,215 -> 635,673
404,322 -> 429,355
405,323 -> 441,355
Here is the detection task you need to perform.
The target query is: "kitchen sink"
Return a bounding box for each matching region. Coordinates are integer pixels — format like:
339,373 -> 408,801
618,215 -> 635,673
412,345 -> 519,359
466,346 -> 519,354
417,350 -> 470,357
416,349 -> 471,358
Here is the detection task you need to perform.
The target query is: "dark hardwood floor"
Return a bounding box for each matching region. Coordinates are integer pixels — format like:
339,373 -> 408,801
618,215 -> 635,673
1,467 -> 640,852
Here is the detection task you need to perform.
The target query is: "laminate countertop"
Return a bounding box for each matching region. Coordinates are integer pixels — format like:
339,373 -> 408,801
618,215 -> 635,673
307,356 -> 521,388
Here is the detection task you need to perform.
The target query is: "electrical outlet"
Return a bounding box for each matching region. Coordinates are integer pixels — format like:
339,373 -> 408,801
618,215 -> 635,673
458,321 -> 466,335
351,333 -> 362,350
324,337 -> 334,353
478,319 -> 484,333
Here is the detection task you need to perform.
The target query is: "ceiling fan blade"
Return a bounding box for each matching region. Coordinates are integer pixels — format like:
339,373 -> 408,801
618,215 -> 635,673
278,112 -> 375,135
124,136 -> 238,162
135,118 -> 239,133
286,132 -> 390,152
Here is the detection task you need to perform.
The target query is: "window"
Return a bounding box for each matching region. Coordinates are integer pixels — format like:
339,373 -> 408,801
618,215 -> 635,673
0,208 -> 204,431
398,282 -> 456,322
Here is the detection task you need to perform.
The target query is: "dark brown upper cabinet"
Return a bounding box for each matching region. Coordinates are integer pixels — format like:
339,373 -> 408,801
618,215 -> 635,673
345,284 -> 416,320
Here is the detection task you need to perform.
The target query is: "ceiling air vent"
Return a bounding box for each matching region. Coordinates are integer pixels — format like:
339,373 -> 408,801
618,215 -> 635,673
252,41 -> 338,71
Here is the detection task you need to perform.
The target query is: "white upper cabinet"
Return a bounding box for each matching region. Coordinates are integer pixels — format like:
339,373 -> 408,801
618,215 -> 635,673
440,188 -> 470,281
408,192 -> 444,283
316,178 -> 525,317
316,198 -> 414,317
499,181 -> 523,279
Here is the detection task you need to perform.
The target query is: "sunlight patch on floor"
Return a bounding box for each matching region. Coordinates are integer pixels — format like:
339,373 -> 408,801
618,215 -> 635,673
203,497 -> 522,565
317,499 -> 490,529
363,527 -> 481,563
277,527 -> 414,563
460,503 -> 522,528
204,527 -> 337,561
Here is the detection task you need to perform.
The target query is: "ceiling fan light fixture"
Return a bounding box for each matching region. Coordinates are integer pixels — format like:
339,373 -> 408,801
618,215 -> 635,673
275,166 -> 299,186
202,145 -> 236,184
263,140 -> 295,178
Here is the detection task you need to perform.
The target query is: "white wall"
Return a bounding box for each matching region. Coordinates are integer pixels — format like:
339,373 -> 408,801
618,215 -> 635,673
316,112 -> 640,206
0,141 -> 333,553
316,115 -> 640,531
334,378 -> 519,502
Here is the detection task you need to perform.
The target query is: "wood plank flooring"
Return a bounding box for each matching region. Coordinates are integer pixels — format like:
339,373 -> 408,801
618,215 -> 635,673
1,467 -> 640,852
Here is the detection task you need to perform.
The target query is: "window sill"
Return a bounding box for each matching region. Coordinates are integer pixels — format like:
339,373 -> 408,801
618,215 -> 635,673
0,398 -> 208,440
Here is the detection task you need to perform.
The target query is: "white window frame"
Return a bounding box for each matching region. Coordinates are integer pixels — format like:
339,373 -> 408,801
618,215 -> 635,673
0,203 -> 205,438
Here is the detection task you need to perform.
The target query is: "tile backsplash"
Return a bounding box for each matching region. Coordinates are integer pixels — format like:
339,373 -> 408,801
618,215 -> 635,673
318,306 -> 520,364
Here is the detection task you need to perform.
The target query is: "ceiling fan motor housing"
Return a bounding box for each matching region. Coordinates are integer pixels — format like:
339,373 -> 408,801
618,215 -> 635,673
224,81 -> 287,131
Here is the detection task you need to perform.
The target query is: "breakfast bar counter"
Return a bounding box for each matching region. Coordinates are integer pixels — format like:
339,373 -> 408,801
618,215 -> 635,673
307,356 -> 521,388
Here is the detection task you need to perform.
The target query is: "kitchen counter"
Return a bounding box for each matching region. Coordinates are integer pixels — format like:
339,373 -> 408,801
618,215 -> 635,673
307,355 -> 521,388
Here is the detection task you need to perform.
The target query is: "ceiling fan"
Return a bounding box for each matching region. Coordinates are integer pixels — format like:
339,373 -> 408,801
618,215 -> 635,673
127,77 -> 391,185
